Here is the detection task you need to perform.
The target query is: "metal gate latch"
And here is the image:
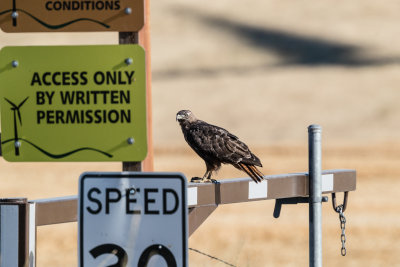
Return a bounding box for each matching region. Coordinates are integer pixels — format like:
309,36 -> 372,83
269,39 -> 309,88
273,196 -> 328,218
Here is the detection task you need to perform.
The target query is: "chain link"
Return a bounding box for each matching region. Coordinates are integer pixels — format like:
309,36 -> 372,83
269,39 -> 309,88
335,204 -> 347,256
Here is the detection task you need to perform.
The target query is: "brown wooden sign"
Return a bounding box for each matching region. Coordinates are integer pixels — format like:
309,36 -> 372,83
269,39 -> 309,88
0,0 -> 143,32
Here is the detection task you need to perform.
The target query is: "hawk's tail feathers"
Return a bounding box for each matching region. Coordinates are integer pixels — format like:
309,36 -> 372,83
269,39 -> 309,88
237,163 -> 265,183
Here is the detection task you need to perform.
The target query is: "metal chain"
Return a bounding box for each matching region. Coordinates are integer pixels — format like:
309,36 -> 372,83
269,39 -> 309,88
189,247 -> 237,267
335,205 -> 347,256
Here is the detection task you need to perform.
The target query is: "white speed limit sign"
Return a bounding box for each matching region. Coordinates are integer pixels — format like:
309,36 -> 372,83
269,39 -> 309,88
78,172 -> 188,267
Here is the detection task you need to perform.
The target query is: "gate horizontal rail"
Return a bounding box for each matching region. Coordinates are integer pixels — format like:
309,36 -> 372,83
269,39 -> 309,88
31,169 -> 355,226
0,169 -> 355,266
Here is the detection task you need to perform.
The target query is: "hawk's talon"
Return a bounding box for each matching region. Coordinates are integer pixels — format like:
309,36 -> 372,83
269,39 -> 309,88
201,178 -> 218,183
190,177 -> 203,183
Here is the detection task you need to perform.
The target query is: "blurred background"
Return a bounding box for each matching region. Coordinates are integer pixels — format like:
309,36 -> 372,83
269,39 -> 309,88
1,0 -> 400,266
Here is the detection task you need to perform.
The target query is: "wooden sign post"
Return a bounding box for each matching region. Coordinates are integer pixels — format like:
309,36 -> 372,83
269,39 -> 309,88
120,0 -> 152,171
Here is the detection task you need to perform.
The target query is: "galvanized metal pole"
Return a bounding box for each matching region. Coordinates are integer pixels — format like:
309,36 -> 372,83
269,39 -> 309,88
308,125 -> 322,267
0,198 -> 32,267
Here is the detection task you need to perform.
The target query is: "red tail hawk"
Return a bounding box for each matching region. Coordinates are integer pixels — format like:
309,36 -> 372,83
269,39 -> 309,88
176,110 -> 264,183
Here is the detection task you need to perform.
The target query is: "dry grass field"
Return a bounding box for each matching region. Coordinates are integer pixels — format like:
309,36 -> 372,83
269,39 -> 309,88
1,144 -> 400,266
1,0 -> 400,266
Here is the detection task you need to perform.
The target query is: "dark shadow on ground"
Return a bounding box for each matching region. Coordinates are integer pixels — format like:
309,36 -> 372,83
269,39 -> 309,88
193,15 -> 369,66
153,7 -> 400,80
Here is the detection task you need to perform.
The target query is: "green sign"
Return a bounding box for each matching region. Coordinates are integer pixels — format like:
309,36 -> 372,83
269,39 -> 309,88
0,45 -> 147,162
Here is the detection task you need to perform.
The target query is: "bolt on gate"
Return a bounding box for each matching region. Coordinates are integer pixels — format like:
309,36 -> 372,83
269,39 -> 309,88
0,125 -> 356,266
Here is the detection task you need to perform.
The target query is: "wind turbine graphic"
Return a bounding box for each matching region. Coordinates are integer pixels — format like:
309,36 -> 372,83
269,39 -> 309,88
4,96 -> 29,156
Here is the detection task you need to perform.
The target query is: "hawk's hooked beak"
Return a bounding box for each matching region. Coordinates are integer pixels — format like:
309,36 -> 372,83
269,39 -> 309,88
176,114 -> 185,121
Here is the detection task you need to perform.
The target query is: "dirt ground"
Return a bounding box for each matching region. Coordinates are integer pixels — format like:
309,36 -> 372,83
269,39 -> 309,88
1,0 -> 400,266
1,144 -> 400,266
